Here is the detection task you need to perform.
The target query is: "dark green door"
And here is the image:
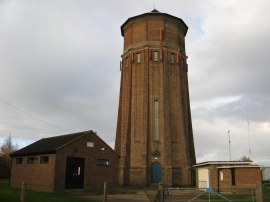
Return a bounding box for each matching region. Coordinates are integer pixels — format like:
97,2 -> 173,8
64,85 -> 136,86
151,162 -> 161,183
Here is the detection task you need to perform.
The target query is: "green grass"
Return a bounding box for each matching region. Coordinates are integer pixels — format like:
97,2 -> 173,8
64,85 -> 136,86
263,183 -> 270,202
200,193 -> 253,201
0,180 -> 98,202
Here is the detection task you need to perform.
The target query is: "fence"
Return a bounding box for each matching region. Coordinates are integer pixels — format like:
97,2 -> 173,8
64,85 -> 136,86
151,185 -> 262,202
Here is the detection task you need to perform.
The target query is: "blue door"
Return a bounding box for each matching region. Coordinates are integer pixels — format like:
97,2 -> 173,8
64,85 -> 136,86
151,162 -> 161,183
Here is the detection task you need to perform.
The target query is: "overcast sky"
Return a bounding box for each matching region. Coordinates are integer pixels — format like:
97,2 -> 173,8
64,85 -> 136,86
0,0 -> 269,166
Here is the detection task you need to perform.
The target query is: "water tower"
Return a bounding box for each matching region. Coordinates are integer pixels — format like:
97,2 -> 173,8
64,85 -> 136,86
115,10 -> 196,186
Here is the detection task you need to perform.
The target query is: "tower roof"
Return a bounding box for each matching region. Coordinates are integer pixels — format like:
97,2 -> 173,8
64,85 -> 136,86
121,10 -> 188,36
151,9 -> 160,13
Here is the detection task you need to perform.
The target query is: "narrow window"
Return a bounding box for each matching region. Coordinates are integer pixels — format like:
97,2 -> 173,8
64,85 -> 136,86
27,157 -> 35,164
125,57 -> 128,67
16,158 -> 23,165
231,168 -> 236,185
96,159 -> 110,166
154,100 -> 159,141
220,170 -> 224,181
131,53 -> 134,63
171,53 -> 175,64
40,156 -> 49,164
137,53 -> 141,64
154,51 -> 158,62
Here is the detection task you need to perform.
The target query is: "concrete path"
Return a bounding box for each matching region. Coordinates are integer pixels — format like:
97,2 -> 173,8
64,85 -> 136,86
78,190 -> 150,201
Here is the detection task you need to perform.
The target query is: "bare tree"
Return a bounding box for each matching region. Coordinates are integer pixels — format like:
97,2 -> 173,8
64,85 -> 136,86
0,134 -> 18,179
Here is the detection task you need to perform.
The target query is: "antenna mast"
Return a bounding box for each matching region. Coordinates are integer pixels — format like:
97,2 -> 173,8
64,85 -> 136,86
228,130 -> 232,161
248,120 -> 252,158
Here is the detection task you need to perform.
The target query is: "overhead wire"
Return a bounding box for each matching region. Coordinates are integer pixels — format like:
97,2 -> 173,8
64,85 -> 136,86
0,96 -> 69,133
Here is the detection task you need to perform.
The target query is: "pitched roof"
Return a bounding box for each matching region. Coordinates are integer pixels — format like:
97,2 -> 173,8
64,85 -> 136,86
10,131 -> 90,157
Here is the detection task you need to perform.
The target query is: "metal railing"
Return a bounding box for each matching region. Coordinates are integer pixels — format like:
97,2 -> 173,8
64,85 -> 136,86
158,186 -> 258,202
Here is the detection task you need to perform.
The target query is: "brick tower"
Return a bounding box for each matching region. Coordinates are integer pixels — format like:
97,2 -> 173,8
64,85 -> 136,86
115,10 -> 196,186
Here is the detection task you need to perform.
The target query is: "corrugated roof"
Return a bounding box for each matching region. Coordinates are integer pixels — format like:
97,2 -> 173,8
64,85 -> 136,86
10,131 -> 90,157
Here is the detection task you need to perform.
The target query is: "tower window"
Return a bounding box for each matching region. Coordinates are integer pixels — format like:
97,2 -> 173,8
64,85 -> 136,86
137,53 -> 141,63
154,51 -> 159,62
171,53 -> 175,64
154,100 -> 159,141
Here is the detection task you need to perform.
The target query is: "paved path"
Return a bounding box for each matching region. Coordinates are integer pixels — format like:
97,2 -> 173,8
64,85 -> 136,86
78,190 -> 150,201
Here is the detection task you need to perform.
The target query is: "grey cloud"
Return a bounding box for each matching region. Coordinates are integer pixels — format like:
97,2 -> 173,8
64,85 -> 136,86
0,0 -> 269,165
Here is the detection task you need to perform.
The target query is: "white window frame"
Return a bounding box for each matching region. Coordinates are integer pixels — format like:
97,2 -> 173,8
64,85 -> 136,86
171,53 -> 175,64
154,51 -> 158,62
137,53 -> 141,64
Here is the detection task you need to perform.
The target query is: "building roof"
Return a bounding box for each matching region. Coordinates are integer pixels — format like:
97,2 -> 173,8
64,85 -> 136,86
10,130 -> 115,157
121,9 -> 188,36
194,161 -> 253,167
216,165 -> 261,169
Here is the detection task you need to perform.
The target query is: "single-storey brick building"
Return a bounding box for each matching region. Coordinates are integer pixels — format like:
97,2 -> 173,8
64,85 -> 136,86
10,130 -> 119,192
194,161 -> 261,193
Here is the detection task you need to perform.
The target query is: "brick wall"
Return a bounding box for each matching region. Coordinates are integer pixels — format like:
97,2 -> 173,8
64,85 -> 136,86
10,132 -> 119,193
10,154 -> 56,192
196,164 -> 262,193
55,133 -> 119,192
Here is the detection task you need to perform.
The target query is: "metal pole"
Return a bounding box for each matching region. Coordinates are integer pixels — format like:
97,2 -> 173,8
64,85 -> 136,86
248,120 -> 252,159
208,168 -> 211,202
228,130 -> 231,161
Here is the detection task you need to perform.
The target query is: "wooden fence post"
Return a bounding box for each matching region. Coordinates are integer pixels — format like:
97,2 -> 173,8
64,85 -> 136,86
256,181 -> 263,202
20,182 -> 25,202
103,182 -> 107,202
158,182 -> 164,202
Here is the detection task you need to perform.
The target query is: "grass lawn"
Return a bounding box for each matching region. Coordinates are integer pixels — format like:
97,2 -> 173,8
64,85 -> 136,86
200,193 -> 253,201
0,179 -> 98,202
263,183 -> 270,202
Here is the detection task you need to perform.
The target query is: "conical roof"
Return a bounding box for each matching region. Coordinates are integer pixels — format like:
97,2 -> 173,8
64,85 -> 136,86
121,10 -> 188,36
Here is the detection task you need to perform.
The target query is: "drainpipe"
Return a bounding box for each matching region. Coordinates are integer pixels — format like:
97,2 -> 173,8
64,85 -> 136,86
217,168 -> 220,193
